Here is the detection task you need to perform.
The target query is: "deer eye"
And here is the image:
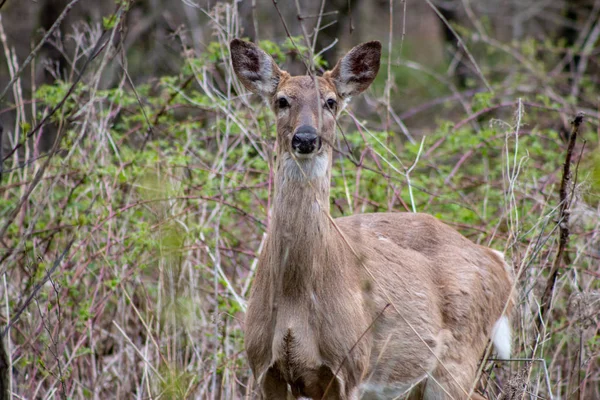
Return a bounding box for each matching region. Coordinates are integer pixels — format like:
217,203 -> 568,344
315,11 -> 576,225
277,97 -> 289,109
325,98 -> 337,110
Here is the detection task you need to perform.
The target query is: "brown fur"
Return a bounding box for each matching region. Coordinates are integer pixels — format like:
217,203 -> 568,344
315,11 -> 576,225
230,39 -> 514,400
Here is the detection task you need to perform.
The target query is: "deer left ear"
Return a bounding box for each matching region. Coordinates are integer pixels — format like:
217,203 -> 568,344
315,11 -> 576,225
230,39 -> 282,98
326,41 -> 381,99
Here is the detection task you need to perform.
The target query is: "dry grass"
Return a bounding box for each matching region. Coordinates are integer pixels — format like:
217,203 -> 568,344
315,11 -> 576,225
0,1 -> 599,399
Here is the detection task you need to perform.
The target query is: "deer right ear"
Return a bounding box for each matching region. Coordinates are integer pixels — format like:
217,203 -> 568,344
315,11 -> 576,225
230,39 -> 282,98
326,41 -> 381,99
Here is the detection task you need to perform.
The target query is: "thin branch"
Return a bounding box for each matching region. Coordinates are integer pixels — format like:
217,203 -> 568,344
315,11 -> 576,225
0,0 -> 84,102
536,112 -> 585,332
0,28 -> 110,166
0,15 -> 119,238
424,0 -> 493,92
1,238 -> 75,338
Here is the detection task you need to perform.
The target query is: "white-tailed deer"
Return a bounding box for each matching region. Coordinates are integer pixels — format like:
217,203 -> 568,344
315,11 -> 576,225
230,39 -> 514,400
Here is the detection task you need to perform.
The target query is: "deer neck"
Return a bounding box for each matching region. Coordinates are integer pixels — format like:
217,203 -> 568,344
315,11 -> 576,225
267,151 -> 333,294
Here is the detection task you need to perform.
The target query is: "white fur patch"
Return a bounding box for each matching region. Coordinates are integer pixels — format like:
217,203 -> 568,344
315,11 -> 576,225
281,153 -> 328,181
376,232 -> 390,242
360,375 -> 427,398
337,59 -> 360,97
492,249 -> 515,278
491,316 -> 511,360
492,249 -> 505,261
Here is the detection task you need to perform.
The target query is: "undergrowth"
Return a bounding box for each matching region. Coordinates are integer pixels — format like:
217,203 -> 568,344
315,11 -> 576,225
0,2 -> 599,399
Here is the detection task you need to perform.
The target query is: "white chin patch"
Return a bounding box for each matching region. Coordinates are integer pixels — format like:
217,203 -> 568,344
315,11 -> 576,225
282,153 -> 328,181
292,151 -> 314,160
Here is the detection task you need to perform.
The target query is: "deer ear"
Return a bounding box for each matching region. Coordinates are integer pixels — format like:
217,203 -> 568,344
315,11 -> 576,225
327,41 -> 381,99
230,39 -> 282,98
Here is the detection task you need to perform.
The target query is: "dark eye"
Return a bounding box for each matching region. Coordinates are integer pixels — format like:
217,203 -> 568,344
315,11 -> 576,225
277,97 -> 289,109
325,98 -> 337,110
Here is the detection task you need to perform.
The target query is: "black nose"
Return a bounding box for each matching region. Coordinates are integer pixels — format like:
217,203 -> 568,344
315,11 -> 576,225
292,125 -> 321,154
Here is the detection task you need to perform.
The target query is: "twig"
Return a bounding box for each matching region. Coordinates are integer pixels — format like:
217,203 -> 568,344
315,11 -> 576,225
0,28 -> 110,165
0,0 -> 83,102
309,0 -> 327,55
271,0 -> 311,73
407,136 -> 426,213
570,16 -> 600,99
398,88 -> 484,120
112,321 -> 166,384
34,283 -> 67,399
121,60 -> 155,150
536,112 -> 585,332
0,274 -> 9,399
1,239 -> 75,338
384,0 -> 393,132
424,0 -> 493,93
347,0 -> 354,34
0,8 -> 123,239
300,11 -> 338,20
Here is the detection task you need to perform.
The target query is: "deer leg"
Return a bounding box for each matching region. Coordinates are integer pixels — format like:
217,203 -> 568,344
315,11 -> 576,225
346,387 -> 361,400
423,361 -> 484,400
293,365 -> 350,400
261,367 -> 290,400
470,393 -> 487,400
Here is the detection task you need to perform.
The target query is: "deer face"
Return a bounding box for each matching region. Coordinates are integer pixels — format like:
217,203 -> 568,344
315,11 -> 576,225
230,39 -> 381,170
272,75 -> 338,159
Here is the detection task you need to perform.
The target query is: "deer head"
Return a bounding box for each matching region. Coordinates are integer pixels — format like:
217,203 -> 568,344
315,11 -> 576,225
230,39 -> 381,180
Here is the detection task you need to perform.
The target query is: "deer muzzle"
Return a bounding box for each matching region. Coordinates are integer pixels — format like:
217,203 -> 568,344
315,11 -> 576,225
292,125 -> 321,155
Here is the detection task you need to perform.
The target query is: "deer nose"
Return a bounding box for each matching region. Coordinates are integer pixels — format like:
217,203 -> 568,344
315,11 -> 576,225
292,126 -> 321,155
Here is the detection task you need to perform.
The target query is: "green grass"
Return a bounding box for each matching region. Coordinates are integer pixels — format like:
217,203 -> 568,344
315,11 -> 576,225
1,3 -> 599,399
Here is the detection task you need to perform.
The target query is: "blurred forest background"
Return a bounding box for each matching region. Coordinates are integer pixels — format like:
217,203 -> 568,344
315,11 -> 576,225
0,0 -> 599,398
